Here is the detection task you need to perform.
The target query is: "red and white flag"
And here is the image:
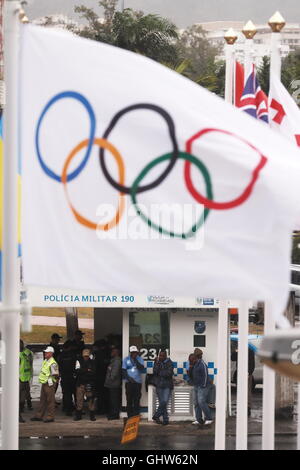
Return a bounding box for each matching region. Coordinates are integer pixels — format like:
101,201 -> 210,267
269,75 -> 300,148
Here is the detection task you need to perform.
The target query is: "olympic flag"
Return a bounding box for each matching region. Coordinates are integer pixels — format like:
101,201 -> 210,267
20,25 -> 300,322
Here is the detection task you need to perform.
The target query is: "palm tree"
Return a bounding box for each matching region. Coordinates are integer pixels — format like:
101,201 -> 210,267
72,2 -> 179,65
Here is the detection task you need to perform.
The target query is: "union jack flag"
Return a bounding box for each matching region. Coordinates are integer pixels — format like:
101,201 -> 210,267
238,65 -> 269,123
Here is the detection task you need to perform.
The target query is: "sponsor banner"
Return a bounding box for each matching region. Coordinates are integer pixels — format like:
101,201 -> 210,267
25,286 -> 226,308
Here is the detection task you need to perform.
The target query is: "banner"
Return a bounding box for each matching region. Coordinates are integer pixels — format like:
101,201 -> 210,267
20,25 -> 300,322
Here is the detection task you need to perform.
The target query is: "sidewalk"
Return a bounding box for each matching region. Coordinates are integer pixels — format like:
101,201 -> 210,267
19,406 -> 297,439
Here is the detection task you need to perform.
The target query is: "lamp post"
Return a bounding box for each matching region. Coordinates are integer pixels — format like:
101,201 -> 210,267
121,0 -> 125,12
242,20 -> 257,82
224,28 -> 238,104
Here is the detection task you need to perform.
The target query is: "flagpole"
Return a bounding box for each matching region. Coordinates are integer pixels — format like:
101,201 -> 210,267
236,300 -> 250,450
215,300 -> 229,450
260,12 -> 286,451
269,11 -> 285,86
242,21 -> 257,82
1,0 -> 22,450
224,28 -> 238,104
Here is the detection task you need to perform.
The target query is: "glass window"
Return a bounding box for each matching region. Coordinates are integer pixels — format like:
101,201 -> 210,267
129,310 -> 170,360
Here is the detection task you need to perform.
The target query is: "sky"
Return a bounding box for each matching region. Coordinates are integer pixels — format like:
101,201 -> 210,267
26,0 -> 300,28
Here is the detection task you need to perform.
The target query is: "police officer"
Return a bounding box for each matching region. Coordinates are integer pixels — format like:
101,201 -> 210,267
31,346 -> 59,423
58,340 -> 77,416
74,349 -> 96,421
19,340 -> 33,413
49,333 -> 62,362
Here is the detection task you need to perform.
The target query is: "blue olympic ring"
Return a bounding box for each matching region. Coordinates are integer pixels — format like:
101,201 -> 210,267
35,91 -> 96,182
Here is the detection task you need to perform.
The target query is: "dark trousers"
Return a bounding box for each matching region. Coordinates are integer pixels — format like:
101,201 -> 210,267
107,387 -> 121,418
61,379 -> 75,412
19,381 -> 31,410
125,382 -> 142,418
96,383 -> 110,414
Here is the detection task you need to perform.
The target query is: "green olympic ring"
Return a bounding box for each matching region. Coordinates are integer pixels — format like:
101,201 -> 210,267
130,152 -> 213,239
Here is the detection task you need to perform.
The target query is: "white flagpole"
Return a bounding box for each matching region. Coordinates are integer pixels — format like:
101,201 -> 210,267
1,0 -> 21,450
261,12 -> 285,451
215,300 -> 229,450
236,301 -> 250,449
262,301 -> 276,450
269,12 -> 285,85
224,28 -> 238,104
242,21 -> 257,82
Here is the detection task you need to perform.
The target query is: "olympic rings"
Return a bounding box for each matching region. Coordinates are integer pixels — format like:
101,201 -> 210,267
61,138 -> 126,231
131,152 -> 213,239
36,91 -> 268,235
36,91 -> 96,182
99,104 -> 179,194
185,128 -> 268,210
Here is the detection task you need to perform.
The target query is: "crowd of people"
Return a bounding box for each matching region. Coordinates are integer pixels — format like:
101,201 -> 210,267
19,334 -> 218,426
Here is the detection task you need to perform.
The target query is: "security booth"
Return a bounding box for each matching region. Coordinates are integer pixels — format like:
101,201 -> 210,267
26,287 -> 226,421
95,301 -> 220,420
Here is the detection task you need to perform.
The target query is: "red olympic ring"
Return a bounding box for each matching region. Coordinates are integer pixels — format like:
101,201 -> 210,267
184,128 -> 268,210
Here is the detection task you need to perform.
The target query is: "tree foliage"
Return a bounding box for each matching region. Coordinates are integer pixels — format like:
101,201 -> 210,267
72,1 -> 179,65
257,56 -> 270,95
176,24 -> 221,82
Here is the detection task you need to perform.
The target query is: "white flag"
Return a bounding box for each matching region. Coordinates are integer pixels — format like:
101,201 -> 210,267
269,75 -> 300,148
20,25 -> 300,323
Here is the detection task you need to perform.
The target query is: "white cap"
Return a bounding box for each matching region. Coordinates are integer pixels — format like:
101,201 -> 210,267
44,346 -> 54,353
129,345 -> 138,353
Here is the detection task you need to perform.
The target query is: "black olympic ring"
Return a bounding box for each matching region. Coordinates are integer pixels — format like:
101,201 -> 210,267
99,103 -> 179,194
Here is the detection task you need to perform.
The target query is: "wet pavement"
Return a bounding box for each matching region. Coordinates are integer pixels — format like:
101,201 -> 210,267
19,434 -> 297,451
21,357 -> 297,450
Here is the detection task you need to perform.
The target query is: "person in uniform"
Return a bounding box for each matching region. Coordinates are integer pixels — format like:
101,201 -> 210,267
19,340 -> 33,410
74,349 -> 97,421
72,330 -> 86,359
49,333 -> 62,362
104,347 -> 122,420
19,340 -> 34,423
122,346 -> 145,418
31,346 -> 59,423
58,340 -> 77,416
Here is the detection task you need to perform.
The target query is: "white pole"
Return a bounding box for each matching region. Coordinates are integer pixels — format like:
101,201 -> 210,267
215,300 -> 228,450
224,29 -> 237,104
262,301 -> 275,450
1,0 -> 21,450
244,39 -> 254,83
236,301 -> 249,450
225,45 -> 234,104
298,382 -> 300,450
227,313 -> 232,416
270,32 -> 282,84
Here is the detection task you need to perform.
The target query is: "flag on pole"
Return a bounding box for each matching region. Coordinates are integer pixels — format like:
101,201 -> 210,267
20,25 -> 300,323
234,61 -> 245,107
269,75 -> 300,148
238,65 -> 269,123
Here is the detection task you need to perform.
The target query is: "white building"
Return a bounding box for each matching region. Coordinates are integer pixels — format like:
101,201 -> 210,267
197,21 -> 300,66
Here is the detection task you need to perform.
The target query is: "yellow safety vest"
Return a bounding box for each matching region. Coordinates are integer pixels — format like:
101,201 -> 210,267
19,348 -> 33,382
39,357 -> 58,384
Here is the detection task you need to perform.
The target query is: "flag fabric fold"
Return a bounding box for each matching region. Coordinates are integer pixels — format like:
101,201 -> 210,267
269,75 -> 300,148
20,25 -> 300,322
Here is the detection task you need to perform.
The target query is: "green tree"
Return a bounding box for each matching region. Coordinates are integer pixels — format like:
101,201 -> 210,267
176,24 -> 221,82
282,48 -> 300,94
257,56 -> 270,95
72,2 -> 179,65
